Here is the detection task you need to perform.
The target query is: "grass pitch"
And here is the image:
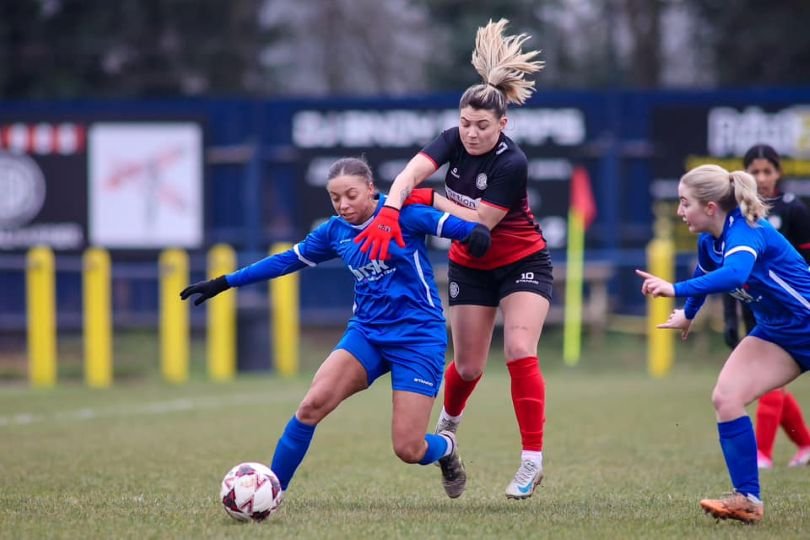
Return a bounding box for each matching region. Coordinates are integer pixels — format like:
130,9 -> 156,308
2,330 -> 810,539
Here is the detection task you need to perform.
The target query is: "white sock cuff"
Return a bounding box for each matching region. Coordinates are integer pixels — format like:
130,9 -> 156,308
439,433 -> 455,457
440,408 -> 463,423
521,450 -> 542,467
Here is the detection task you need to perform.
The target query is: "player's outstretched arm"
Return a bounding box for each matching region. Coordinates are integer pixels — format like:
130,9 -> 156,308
181,241 -> 325,306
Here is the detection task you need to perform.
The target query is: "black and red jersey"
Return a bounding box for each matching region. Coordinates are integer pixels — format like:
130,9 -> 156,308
764,191 -> 810,263
420,127 -> 545,270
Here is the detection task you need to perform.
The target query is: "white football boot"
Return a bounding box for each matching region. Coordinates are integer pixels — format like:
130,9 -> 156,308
504,459 -> 543,499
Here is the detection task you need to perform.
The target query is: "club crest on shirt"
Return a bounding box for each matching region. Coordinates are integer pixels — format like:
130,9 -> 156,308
476,173 -> 488,190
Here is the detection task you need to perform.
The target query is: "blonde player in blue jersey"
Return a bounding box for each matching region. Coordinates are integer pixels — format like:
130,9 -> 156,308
636,164 -> 810,524
180,157 -> 490,503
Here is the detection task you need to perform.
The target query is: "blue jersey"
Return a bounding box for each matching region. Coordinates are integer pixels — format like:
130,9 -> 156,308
226,197 -> 476,344
675,208 -> 810,329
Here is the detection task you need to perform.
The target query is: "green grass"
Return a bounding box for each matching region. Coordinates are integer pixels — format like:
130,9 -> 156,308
2,329 -> 810,539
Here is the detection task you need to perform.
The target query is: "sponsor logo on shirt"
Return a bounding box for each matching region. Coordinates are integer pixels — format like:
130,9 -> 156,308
348,259 -> 394,281
445,186 -> 480,210
450,167 -> 460,178
729,285 -> 760,304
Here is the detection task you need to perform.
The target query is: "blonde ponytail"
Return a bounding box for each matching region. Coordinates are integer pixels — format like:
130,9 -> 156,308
729,170 -> 769,224
460,19 -> 544,117
680,165 -> 768,226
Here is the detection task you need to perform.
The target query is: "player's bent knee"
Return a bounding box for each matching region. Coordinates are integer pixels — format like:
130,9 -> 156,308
455,363 -> 483,381
392,438 -> 424,464
711,385 -> 744,418
504,343 -> 536,361
296,394 -> 332,425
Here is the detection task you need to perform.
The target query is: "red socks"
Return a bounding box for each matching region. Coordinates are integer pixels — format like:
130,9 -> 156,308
444,356 -> 546,452
507,356 -> 545,452
443,361 -> 481,417
756,389 -> 784,459
781,392 -> 810,448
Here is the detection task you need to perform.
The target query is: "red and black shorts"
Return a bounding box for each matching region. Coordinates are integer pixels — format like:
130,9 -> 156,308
447,249 -> 554,307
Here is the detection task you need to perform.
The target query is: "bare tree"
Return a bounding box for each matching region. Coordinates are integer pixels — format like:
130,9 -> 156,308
260,0 -> 433,96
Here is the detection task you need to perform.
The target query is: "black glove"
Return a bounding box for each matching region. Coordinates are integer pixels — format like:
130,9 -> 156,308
179,275 -> 230,306
463,223 -> 491,257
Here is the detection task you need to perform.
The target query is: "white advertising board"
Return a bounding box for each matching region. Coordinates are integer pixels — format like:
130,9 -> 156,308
88,122 -> 203,248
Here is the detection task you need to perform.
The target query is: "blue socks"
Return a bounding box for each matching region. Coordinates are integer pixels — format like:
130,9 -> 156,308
418,433 -> 449,465
270,416 -> 316,490
718,416 -> 760,499
271,416 -> 450,487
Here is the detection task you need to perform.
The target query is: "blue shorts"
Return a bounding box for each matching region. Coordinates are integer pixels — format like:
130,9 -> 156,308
750,321 -> 810,372
335,327 -> 446,398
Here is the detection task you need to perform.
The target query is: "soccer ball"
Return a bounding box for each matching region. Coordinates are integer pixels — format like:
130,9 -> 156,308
220,462 -> 283,522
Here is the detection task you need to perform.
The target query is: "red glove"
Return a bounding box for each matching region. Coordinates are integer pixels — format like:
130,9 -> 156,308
353,205 -> 405,260
403,188 -> 435,207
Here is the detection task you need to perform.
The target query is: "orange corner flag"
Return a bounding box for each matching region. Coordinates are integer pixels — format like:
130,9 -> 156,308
571,166 -> 596,229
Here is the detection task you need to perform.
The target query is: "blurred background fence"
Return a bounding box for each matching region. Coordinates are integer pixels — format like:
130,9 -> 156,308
2,89 -> 810,334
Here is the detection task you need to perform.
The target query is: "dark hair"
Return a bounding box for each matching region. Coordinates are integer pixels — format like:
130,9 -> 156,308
327,156 -> 373,183
743,144 -> 781,170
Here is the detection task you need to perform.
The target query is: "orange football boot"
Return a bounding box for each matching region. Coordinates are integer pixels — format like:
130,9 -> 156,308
700,492 -> 764,524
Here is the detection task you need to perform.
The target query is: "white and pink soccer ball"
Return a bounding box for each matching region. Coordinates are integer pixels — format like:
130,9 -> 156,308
220,462 -> 283,522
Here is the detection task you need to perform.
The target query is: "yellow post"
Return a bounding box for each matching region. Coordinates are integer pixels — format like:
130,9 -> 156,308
159,248 -> 189,384
270,242 -> 298,377
26,246 -> 57,388
647,237 -> 675,378
207,244 -> 236,381
83,247 -> 112,388
563,209 -> 586,366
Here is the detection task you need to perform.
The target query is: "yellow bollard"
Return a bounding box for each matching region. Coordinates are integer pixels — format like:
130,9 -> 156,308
26,246 -> 57,388
270,243 -> 299,377
207,244 -> 236,381
647,237 -> 675,378
83,247 -> 112,388
159,249 -> 189,384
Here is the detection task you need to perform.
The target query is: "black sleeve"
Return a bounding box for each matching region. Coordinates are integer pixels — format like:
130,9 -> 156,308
785,198 -> 810,263
722,293 -> 738,326
420,128 -> 459,168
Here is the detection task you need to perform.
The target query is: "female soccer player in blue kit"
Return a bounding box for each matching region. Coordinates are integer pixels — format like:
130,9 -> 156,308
722,144 -> 810,470
180,157 -> 490,501
355,18 -> 550,501
636,164 -> 810,524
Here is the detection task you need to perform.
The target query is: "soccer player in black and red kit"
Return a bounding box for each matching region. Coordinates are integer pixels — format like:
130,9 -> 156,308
723,144 -> 810,470
355,19 -> 550,499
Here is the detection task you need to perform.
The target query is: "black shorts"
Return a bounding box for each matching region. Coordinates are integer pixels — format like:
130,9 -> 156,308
447,249 -> 554,307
